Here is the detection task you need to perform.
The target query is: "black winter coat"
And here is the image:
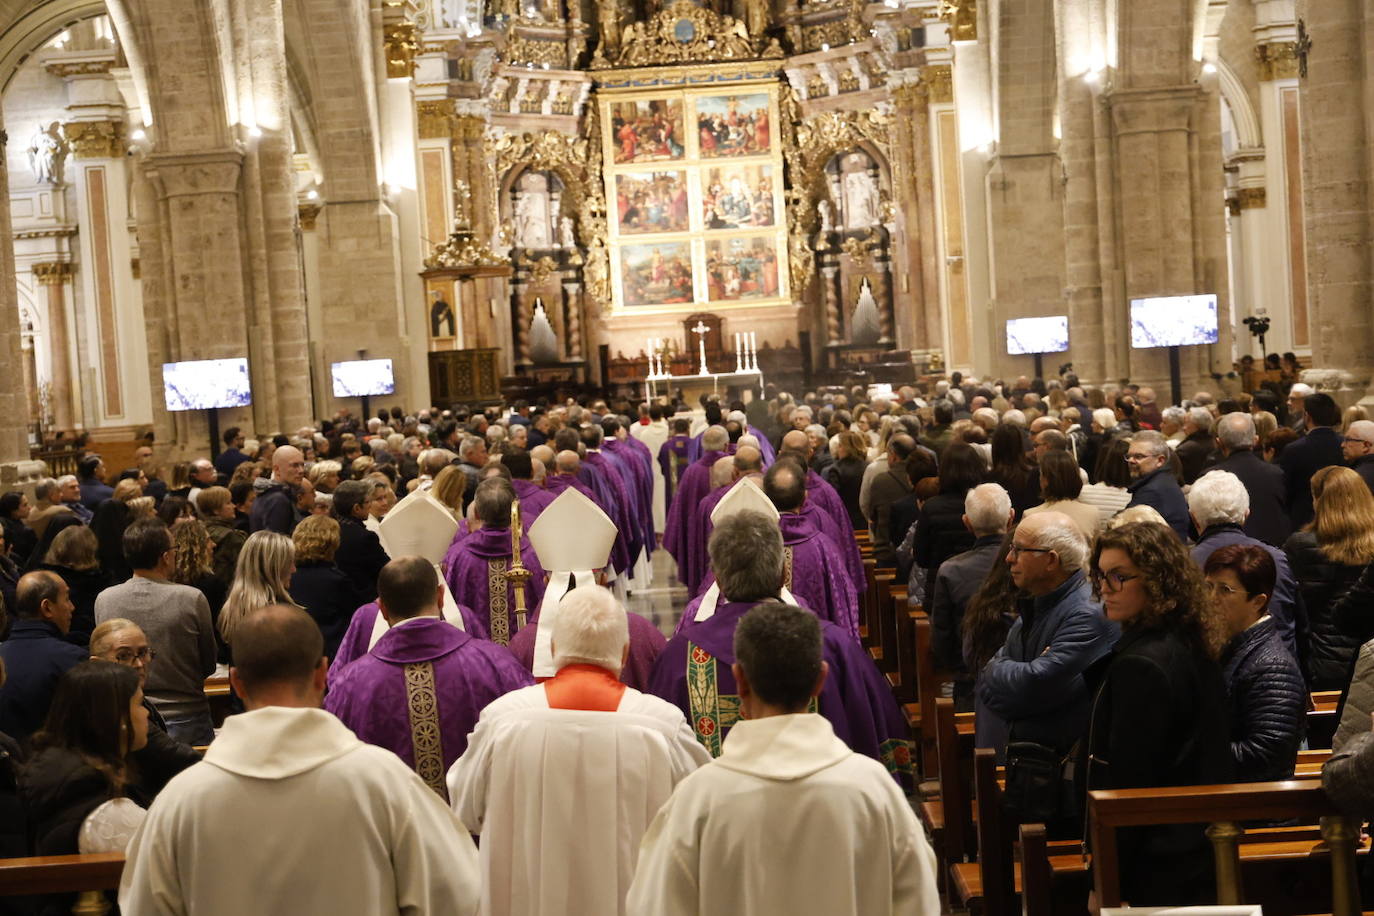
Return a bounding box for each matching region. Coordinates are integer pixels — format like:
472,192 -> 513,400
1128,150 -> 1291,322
335,517 -> 388,604
1084,623 -> 1233,905
17,747 -> 122,855
1284,529 -> 1367,690
1221,616 -> 1305,782
822,457 -> 868,531
289,561 -> 367,662
912,490 -> 977,600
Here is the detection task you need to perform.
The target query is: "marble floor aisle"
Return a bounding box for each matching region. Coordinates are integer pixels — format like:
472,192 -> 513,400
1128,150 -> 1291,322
625,548 -> 688,638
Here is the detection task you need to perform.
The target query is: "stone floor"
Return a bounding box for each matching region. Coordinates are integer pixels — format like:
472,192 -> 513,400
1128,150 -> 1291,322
626,548 -> 688,638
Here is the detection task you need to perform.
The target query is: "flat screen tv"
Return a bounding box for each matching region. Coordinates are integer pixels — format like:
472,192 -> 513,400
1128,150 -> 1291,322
331,359 -> 396,398
1006,316 -> 1069,356
162,358 -> 252,411
1130,295 -> 1220,348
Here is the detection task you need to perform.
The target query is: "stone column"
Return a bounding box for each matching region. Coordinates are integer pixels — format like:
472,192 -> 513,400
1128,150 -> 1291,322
1296,0 -> 1373,402
0,123 -> 41,488
31,262 -> 78,432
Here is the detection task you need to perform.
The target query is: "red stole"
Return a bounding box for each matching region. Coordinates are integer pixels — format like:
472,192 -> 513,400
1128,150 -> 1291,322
543,664 -> 627,712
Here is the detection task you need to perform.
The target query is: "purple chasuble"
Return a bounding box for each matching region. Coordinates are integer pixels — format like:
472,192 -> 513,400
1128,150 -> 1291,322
546,473 -> 632,574
442,526 -> 546,644
778,512 -> 860,639
585,451 -> 643,562
802,499 -> 865,597
324,617 -> 533,798
328,600 -> 475,690
688,427 -> 775,464
657,436 -> 694,505
507,610 -> 667,692
647,599 -> 913,777
603,439 -> 655,558
511,479 -> 556,528
675,587 -> 813,635
662,451 -> 725,590
806,469 -> 855,538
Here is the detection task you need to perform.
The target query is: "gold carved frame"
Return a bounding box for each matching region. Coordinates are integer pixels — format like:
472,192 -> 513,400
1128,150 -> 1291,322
600,79 -> 790,316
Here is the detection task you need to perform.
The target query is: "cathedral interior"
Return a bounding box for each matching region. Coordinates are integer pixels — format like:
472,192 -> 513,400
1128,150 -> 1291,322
0,0 -> 1362,475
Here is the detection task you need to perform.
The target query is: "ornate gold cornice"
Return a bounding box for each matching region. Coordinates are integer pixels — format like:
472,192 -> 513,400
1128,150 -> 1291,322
1236,187 -> 1267,209
597,0 -> 775,69
385,20 -> 420,78
1256,41 -> 1300,81
506,34 -> 566,68
938,0 -> 977,42
417,99 -> 456,139
32,262 -> 74,285
62,120 -> 122,159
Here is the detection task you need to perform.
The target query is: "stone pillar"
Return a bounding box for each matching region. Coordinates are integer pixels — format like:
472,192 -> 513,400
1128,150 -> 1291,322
31,262 -> 78,432
0,123 -> 41,488
1296,0 -> 1373,402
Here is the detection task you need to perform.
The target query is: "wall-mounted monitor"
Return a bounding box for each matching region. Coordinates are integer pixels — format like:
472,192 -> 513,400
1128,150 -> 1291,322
1130,295 -> 1219,349
1006,316 -> 1069,356
331,359 -> 396,398
162,358 -> 252,411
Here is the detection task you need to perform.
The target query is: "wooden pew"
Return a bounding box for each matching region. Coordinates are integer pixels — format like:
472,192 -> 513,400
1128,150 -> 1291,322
0,853 -> 125,915
1088,779 -> 1361,912
205,675 -> 233,727
1308,690 -> 1340,749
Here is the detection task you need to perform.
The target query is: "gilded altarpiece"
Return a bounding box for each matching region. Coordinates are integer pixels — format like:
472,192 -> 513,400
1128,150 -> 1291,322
600,82 -> 789,315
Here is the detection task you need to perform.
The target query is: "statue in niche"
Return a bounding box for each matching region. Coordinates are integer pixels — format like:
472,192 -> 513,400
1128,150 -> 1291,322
560,215 -> 577,249
843,170 -> 879,228
514,192 -> 551,249
741,0 -> 768,42
430,294 -> 456,338
597,0 -> 622,55
27,122 -> 67,186
818,199 -> 834,234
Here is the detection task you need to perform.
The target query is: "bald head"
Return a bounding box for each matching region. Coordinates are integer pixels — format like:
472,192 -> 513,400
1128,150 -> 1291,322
733,445 -> 763,477
531,457 -> 547,483
272,445 -> 305,485
710,455 -> 735,490
555,450 -> 581,474
530,444 -> 554,467
702,425 -> 729,452
781,429 -> 810,457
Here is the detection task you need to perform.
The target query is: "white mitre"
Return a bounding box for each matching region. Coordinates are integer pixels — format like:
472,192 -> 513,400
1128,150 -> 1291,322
369,489 -> 465,645
528,486 -> 618,677
696,478 -> 793,622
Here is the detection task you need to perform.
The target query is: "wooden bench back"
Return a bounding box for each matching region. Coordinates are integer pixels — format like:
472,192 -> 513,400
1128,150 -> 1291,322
0,853 -> 124,916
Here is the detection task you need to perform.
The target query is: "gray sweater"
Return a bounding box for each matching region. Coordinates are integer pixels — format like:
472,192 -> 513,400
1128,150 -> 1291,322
94,576 -> 217,719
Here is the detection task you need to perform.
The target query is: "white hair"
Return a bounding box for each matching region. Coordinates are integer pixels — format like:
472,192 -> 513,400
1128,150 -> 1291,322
1161,406 -> 1186,424
737,434 -> 760,450
1002,409 -> 1027,428
551,585 -> 629,673
1347,420 -> 1374,446
972,407 -> 999,431
805,424 -> 826,438
1110,505 -> 1168,529
1092,408 -> 1117,431
964,483 -> 1012,536
702,425 -> 729,451
1290,383 -> 1314,397
1216,412 -> 1257,451
710,455 -> 735,489
1024,514 -> 1089,572
1187,470 -> 1249,527
727,410 -> 747,423
1186,407 -> 1213,434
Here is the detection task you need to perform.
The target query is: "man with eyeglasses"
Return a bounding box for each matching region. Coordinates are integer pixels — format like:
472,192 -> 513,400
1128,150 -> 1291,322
978,513 -> 1118,828
90,618 -> 201,793
1123,430 -> 1190,539
1342,419 -> 1374,495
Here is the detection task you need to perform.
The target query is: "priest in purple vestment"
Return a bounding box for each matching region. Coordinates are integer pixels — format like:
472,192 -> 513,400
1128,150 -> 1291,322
657,419 -> 694,508
502,452 -> 556,527
690,447 -> 766,597
580,424 -> 644,573
547,451 -> 632,575
441,477 -> 546,645
602,419 -> 656,562
647,511 -> 912,778
763,461 -> 860,638
326,557 -> 533,799
663,425 -> 730,591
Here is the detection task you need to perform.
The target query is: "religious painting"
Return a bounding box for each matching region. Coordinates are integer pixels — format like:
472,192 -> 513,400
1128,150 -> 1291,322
608,99 -> 686,165
695,93 -> 771,159
701,164 -> 776,230
704,236 -> 781,302
619,242 -> 696,308
615,170 -> 691,234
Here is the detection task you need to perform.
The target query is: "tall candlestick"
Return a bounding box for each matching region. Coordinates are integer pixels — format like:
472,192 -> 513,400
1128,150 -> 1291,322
749,333 -> 757,372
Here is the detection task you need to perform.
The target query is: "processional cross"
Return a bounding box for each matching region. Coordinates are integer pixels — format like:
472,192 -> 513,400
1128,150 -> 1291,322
693,320 -> 711,376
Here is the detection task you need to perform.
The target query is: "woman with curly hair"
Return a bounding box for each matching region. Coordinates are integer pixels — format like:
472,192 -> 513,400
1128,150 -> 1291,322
1084,521 -> 1232,906
170,520 -> 228,661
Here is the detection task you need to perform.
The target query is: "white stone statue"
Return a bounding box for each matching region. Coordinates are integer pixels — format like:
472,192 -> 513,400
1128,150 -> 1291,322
529,300 -> 560,364
560,215 -> 577,249
27,122 -> 67,186
514,192 -> 551,248
850,277 -> 882,345
818,199 -> 834,234
843,170 -> 879,227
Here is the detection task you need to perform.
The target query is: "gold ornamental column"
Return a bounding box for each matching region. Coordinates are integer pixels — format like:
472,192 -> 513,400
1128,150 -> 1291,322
32,262 -> 78,432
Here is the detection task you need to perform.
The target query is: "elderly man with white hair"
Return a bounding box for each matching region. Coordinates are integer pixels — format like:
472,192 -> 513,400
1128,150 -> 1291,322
1176,406 -> 1216,484
1287,381 -> 1314,432
1211,412 -> 1290,546
931,484 -> 1014,710
1187,471 -> 1301,658
979,512 -> 1118,791
448,584 -> 708,916
1342,419 -> 1374,495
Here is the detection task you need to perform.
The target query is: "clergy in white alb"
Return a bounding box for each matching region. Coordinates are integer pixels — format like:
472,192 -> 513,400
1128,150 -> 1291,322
447,584 -> 710,916
627,603 -> 940,916
119,605 -> 481,916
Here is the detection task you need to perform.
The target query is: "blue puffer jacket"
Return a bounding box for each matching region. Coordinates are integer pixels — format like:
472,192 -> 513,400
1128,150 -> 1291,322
1221,616 -> 1306,782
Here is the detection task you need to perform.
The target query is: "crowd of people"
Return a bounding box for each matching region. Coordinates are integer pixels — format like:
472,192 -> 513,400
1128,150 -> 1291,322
0,366 -> 1373,912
